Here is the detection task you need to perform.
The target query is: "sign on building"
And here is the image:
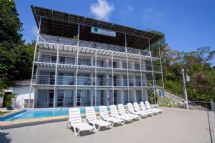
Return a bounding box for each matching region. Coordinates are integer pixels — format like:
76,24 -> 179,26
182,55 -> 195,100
91,27 -> 116,37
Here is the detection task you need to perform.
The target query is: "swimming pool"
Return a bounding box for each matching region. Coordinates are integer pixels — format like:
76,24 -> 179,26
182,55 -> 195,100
1,107 -> 100,121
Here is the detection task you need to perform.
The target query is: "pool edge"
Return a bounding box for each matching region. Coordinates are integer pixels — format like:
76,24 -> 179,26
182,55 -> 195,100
0,109 -> 27,121
0,115 -> 68,130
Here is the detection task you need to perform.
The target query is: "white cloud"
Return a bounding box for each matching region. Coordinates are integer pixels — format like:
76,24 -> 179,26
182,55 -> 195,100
90,0 -> 114,21
119,5 -> 134,15
128,6 -> 133,12
142,8 -> 165,26
31,25 -> 38,37
143,8 -> 153,18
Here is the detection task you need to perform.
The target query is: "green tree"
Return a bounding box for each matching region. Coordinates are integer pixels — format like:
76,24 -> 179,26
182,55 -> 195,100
0,0 -> 34,89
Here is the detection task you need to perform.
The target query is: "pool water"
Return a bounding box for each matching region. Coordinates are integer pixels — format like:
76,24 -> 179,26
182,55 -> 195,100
2,107 -> 101,121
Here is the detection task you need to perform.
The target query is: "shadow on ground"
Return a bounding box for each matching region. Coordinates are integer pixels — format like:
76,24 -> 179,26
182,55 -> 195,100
0,132 -> 11,143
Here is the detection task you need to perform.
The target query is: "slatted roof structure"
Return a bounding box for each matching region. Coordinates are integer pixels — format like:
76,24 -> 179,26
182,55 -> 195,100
32,6 -> 164,50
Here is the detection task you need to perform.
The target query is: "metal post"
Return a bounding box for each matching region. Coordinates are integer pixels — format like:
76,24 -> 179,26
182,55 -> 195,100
125,34 -> 130,103
182,68 -> 189,109
111,52 -> 114,105
74,23 -> 80,107
29,17 -> 42,108
159,47 -> 165,103
138,50 -> 144,102
94,50 -> 97,106
53,44 -> 59,108
148,38 -> 156,103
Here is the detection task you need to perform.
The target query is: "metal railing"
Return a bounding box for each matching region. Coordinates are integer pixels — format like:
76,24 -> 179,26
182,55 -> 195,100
33,75 -> 152,87
36,54 -> 162,72
39,34 -> 154,57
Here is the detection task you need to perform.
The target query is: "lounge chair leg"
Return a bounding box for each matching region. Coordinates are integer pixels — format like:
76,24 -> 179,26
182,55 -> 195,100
74,127 -> 78,136
66,121 -> 70,129
94,124 -> 98,132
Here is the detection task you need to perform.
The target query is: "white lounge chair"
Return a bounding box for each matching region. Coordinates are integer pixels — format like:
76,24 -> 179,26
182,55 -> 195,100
67,108 -> 95,136
133,102 -> 150,117
117,104 -> 139,120
139,102 -> 154,116
140,101 -> 158,114
145,101 -> 159,108
86,107 -> 112,131
110,105 -> 133,123
144,101 -> 163,114
127,103 -> 146,118
99,106 -> 124,125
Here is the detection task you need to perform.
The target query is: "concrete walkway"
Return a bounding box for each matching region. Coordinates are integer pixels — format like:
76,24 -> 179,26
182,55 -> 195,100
0,108 -> 212,143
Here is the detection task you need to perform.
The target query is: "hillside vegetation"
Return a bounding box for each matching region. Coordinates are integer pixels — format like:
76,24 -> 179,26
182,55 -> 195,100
153,40 -> 215,102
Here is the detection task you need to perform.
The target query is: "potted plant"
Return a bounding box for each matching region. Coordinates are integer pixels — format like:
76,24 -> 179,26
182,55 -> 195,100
4,93 -> 16,110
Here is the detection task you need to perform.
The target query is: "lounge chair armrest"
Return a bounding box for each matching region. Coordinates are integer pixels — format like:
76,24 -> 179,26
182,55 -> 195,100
97,115 -> 101,120
81,118 -> 87,122
85,118 -> 91,123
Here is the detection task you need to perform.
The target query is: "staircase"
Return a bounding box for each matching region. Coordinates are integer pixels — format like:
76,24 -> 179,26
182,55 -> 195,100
157,88 -> 184,104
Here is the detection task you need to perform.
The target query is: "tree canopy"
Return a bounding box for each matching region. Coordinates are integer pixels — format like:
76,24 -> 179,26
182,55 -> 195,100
0,0 -> 34,89
154,40 -> 215,102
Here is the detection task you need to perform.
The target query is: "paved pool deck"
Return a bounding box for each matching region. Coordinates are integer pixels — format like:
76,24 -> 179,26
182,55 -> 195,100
0,108 -> 213,143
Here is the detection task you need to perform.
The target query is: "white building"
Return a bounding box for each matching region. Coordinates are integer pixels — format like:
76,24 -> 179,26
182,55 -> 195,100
29,6 -> 164,108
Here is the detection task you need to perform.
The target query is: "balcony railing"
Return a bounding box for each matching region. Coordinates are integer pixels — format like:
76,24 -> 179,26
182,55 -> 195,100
39,34 -> 152,56
36,54 -> 162,73
34,75 -> 151,87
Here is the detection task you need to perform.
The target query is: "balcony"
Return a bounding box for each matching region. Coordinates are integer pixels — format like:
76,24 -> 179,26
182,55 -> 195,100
36,53 -> 162,73
39,34 -> 152,57
34,75 -> 150,87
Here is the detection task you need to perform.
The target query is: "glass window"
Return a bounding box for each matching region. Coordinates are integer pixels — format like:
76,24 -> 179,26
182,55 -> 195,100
78,58 -> 91,66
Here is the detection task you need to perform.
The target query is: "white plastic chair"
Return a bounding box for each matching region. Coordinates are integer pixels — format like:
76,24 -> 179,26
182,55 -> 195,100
86,107 -> 112,131
140,101 -> 158,114
110,105 -> 133,123
133,102 -> 149,117
139,102 -> 154,116
99,106 -> 124,125
117,104 -> 139,120
144,101 -> 162,114
127,103 -> 146,118
67,108 -> 95,136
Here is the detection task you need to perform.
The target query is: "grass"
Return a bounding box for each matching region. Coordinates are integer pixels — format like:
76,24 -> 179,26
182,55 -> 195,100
0,111 -> 9,116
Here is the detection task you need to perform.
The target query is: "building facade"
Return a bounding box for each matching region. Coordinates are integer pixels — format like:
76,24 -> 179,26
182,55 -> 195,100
30,6 -> 164,108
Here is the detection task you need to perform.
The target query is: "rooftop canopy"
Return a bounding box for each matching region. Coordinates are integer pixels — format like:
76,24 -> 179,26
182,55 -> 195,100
31,6 -> 164,50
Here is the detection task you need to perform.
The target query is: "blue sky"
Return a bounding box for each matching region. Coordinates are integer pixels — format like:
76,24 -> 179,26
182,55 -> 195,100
15,0 -> 215,65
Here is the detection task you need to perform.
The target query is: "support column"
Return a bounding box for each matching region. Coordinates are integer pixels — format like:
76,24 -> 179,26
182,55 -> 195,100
53,44 -> 59,108
120,90 -> 123,104
133,90 -> 137,102
148,38 -> 156,103
94,50 -> 97,106
159,47 -> 165,98
104,90 -> 109,106
90,89 -> 94,106
29,18 -> 42,108
138,50 -> 144,102
74,23 -> 80,107
125,34 -> 130,102
90,72 -> 94,106
111,52 -> 114,104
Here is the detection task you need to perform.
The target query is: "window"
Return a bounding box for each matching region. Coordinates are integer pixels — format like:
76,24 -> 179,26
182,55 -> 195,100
78,74 -> 90,85
134,63 -> 140,70
78,58 -> 91,66
59,57 -> 65,64
51,56 -> 56,63
113,62 -> 117,68
136,76 -> 141,86
122,62 -> 127,69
